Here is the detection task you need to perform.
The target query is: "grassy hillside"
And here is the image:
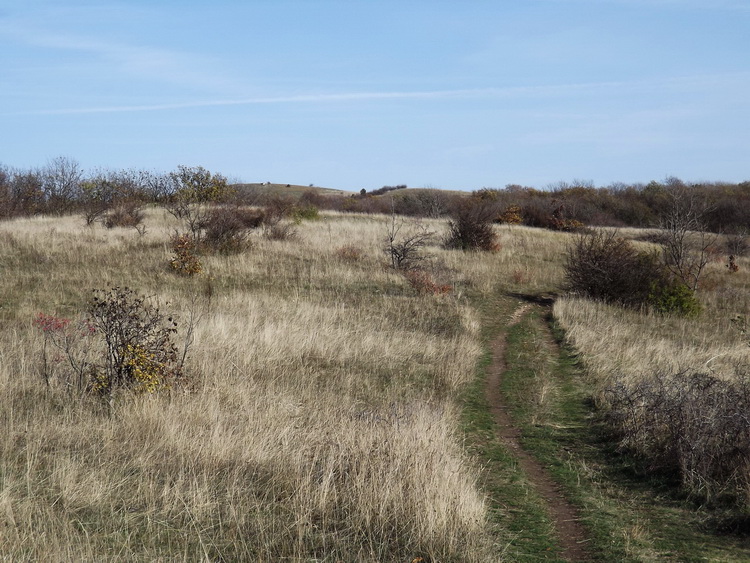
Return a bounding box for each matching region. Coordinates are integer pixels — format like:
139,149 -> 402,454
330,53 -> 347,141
1,208 -> 749,560
0,210 -> 506,561
233,182 -> 354,199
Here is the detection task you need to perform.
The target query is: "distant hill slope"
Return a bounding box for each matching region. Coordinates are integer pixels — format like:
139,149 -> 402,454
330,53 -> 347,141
231,183 -> 470,204
232,183 -> 354,200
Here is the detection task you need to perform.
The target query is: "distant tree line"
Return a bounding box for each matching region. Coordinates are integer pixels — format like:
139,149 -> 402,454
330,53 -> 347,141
3,158 -> 749,235
0,158 -> 239,223
299,177 -> 750,235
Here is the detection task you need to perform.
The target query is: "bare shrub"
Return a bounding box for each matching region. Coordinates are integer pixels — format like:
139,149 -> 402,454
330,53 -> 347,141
41,156 -> 83,214
658,182 -> 716,291
32,313 -> 96,394
726,232 -> 749,257
103,201 -> 144,229
564,230 -> 700,316
80,180 -> 111,226
263,194 -> 297,222
605,371 -> 750,504
444,202 -> 499,252
259,195 -> 299,240
263,221 -> 297,241
384,214 -> 434,270
202,206 -> 259,254
564,230 -> 659,307
169,204 -> 263,260
32,288 -> 188,399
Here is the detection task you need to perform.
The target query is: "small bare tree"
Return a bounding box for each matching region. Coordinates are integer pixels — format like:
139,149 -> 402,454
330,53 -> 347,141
659,180 -> 716,291
41,156 -> 83,214
384,212 -> 434,271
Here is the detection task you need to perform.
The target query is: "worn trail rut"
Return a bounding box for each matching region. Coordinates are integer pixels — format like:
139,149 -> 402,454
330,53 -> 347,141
485,304 -> 590,562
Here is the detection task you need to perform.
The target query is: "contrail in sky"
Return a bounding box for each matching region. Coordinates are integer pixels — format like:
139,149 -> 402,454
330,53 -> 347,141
7,72 -> 748,116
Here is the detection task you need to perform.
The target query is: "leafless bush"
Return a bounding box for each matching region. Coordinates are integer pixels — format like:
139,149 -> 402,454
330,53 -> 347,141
564,231 -> 659,306
384,214 -> 434,270
103,201 -> 144,229
263,194 -> 297,222
41,156 -> 83,214
605,371 -> 750,504
659,182 -> 716,291
88,287 -> 184,397
263,221 -> 297,241
202,206 -> 261,254
257,195 -> 298,240
726,232 -> 749,257
443,202 -> 499,252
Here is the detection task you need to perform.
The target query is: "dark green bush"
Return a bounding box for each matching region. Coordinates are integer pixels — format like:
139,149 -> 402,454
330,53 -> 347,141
649,281 -> 702,317
292,204 -> 320,223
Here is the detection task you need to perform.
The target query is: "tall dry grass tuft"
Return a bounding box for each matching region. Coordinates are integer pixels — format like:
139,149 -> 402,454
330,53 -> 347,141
0,209 -> 495,560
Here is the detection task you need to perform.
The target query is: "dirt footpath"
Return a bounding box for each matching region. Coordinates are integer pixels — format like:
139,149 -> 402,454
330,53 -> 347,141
485,304 -> 590,562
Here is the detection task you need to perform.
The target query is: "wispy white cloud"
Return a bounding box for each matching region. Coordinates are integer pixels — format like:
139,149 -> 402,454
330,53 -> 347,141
6,90 -> 487,116
0,18 -> 228,91
7,71 -> 749,116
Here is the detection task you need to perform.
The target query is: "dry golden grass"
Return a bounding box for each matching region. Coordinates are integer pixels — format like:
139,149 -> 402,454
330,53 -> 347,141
2,209 -> 542,561
553,229 -> 750,503
554,262 -> 750,395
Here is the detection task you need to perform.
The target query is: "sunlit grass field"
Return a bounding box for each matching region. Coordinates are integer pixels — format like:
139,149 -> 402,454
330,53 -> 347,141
2,208 -> 749,560
1,209 -> 567,561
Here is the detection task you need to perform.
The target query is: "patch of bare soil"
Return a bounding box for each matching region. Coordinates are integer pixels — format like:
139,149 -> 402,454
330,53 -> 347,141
485,304 -> 590,561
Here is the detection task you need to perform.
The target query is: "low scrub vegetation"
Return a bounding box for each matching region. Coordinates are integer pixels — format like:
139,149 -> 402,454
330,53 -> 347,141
443,201 -> 499,252
33,287 -> 186,399
555,259 -> 750,511
564,230 -> 700,316
605,370 -> 750,504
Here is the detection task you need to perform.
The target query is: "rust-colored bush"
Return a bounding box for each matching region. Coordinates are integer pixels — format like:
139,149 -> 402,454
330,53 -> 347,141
335,245 -> 363,262
169,233 -> 203,276
403,269 -> 451,296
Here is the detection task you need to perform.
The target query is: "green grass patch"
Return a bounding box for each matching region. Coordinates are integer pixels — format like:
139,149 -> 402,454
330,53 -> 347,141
461,293 -> 567,561
499,304 -> 750,561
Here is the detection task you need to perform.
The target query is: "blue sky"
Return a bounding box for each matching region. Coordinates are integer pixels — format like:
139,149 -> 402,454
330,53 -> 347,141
2,0 -> 749,191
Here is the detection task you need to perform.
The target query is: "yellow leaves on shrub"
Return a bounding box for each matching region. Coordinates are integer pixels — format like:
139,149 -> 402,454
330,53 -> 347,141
123,344 -> 169,394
